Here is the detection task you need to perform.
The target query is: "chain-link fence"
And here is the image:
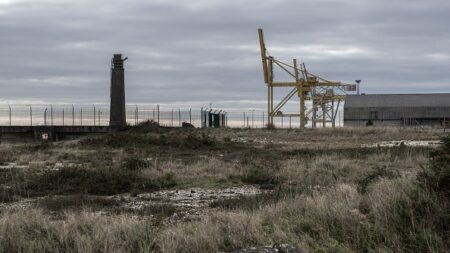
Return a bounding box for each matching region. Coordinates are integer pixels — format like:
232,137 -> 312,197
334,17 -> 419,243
0,104 -> 349,129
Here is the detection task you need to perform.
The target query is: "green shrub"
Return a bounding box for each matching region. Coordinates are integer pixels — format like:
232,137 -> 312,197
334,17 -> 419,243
357,166 -> 399,193
418,135 -> 450,197
79,131 -> 218,150
25,167 -> 177,196
385,135 -> 450,252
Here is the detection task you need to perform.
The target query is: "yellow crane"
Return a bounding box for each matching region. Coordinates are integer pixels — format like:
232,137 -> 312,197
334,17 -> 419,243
258,28 -> 356,128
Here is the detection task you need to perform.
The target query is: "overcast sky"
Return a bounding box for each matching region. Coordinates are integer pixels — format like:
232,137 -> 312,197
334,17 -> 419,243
0,0 -> 449,108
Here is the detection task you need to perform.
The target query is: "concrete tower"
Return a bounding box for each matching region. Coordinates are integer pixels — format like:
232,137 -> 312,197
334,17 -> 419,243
110,54 -> 127,128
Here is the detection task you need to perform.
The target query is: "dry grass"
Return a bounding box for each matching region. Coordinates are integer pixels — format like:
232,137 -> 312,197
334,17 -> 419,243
0,209 -> 157,253
0,127 -> 447,253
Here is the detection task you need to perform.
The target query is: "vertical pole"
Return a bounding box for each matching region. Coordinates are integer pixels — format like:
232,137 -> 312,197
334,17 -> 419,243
189,108 -> 192,124
134,105 -> 137,125
262,112 -> 265,128
135,105 -> 139,125
72,105 -> 74,126
171,109 -> 174,127
267,85 -> 271,126
294,59 -> 305,129
157,104 -> 160,125
62,108 -> 65,126
289,115 -> 292,129
247,116 -> 249,128
80,108 -> 83,126
444,117 -> 446,133
178,109 -> 181,127
338,110 -> 341,127
269,57 -> 274,126
322,104 -> 326,128
51,105 -> 53,126
98,109 -> 101,125
93,104 -> 96,126
44,108 -> 47,126
8,105 -> 11,126
251,110 -> 254,128
200,108 -> 203,128
30,105 -> 32,127
331,100 -> 335,128
268,57 -> 274,124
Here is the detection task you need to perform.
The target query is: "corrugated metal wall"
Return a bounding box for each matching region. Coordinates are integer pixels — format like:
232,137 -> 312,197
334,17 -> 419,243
344,107 -> 450,120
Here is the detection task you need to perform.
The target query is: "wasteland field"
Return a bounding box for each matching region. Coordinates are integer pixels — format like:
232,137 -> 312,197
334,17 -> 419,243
0,125 -> 448,253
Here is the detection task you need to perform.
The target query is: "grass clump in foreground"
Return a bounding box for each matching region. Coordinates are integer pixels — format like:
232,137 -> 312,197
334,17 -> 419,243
159,135 -> 450,253
0,209 -> 158,253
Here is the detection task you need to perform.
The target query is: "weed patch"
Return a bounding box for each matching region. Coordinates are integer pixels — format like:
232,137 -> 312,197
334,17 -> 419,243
38,194 -> 120,212
241,167 -> 277,185
80,131 -> 220,150
25,167 -> 177,196
357,166 -> 399,193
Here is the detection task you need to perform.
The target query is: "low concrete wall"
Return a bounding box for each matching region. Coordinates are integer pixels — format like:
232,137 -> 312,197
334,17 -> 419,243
0,125 -> 113,141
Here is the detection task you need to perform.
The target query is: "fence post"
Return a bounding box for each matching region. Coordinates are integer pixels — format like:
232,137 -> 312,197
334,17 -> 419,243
251,110 -> 254,128
171,109 -> 174,127
30,105 -> 32,127
262,112 -> 264,128
72,105 -> 74,126
44,108 -> 47,126
80,108 -> 83,126
289,115 -> 292,129
189,108 -> 192,124
8,105 -> 11,126
157,104 -> 160,125
51,105 -> 53,126
178,109 -> 181,127
62,107 -> 65,126
93,104 -> 96,126
134,105 -> 137,125
200,108 -> 203,128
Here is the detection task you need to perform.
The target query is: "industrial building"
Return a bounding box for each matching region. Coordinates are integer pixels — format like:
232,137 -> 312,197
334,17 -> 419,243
344,93 -> 450,127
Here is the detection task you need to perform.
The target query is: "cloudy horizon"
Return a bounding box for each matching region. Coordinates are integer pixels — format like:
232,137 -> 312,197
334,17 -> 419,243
1,0 -> 449,109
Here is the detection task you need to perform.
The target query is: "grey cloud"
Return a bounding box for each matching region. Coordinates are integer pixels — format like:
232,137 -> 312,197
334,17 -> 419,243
0,0 -> 449,107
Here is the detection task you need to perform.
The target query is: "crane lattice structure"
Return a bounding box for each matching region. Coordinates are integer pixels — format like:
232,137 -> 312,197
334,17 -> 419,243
258,28 -> 356,128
